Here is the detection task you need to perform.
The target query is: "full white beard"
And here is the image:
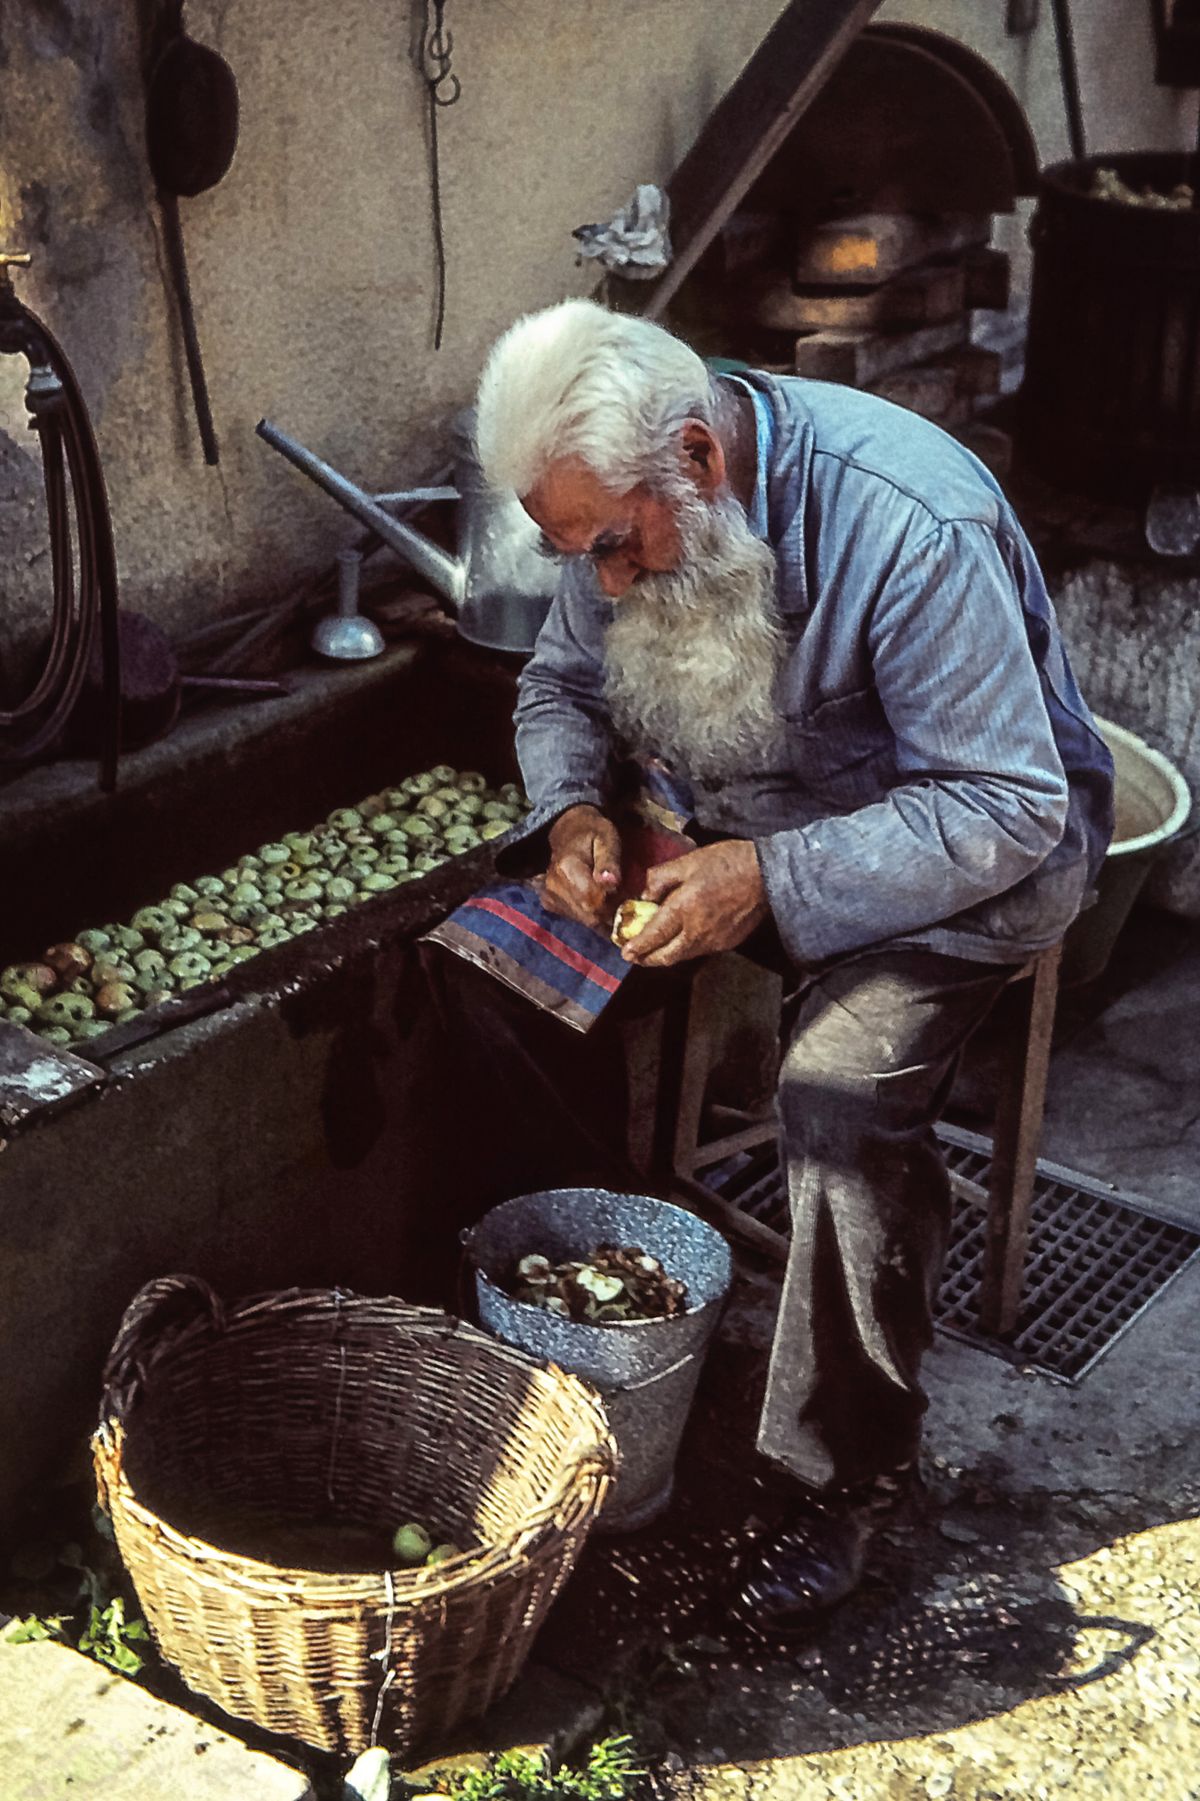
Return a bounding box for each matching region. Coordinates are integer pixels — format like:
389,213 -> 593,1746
604,489 -> 786,784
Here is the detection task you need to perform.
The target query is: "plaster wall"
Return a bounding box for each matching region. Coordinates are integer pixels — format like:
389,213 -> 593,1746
1052,560 -> 1200,917
0,0 -> 1190,668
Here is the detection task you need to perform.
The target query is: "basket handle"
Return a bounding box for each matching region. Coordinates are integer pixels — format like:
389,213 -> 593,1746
515,1438 -> 620,1543
98,1273 -> 225,1430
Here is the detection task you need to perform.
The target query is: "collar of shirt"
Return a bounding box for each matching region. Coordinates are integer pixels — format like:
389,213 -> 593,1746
726,374 -> 773,541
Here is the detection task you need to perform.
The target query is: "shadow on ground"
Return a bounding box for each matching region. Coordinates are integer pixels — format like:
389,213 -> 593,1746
535,1318 -> 1179,1768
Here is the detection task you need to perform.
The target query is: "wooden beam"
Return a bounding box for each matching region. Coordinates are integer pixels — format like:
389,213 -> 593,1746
745,259 -> 967,332
631,0 -> 884,320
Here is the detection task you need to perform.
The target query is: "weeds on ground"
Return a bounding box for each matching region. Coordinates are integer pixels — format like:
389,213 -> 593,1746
3,1535 -> 153,1677
409,1735 -> 642,1801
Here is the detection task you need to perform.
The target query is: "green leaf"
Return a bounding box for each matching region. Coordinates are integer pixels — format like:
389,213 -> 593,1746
424,1738 -> 640,1801
97,1642 -> 144,1676
4,1614 -> 63,1644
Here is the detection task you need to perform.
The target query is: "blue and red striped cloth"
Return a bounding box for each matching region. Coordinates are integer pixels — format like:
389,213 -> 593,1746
424,880 -> 629,1031
422,772 -> 695,1032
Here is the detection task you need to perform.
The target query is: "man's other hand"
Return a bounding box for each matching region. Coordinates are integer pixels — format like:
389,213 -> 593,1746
542,804 -> 622,927
620,840 -> 768,967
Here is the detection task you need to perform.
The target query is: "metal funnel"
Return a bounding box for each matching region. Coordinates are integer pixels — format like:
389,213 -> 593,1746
311,549 -> 386,661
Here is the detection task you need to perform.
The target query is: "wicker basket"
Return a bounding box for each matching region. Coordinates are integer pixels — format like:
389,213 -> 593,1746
92,1277 -> 615,1757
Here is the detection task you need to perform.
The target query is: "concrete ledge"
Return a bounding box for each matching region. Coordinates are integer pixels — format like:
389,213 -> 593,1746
0,1638 -> 314,1801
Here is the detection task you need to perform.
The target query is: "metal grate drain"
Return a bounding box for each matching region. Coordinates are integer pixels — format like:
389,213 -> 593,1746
703,1122 -> 1200,1382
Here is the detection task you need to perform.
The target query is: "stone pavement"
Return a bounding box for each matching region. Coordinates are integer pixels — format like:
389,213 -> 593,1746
0,1634 -> 314,1800
606,910 -> 1200,1801
0,1620 -> 603,1801
659,1516 -> 1200,1801
1040,913 -> 1200,1224
1,908 -> 1195,1800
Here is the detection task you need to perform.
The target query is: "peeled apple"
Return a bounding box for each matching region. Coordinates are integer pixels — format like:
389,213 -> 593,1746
391,1522 -> 433,1565
611,900 -> 661,947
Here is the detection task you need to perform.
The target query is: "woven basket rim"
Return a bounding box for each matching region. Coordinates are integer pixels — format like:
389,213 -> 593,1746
94,1289 -> 616,1597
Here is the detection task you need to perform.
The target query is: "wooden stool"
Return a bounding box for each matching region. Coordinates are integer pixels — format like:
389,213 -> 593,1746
643,940 -> 1064,1340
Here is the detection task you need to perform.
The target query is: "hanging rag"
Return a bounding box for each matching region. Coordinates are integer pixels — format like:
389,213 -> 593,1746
573,184 -> 673,280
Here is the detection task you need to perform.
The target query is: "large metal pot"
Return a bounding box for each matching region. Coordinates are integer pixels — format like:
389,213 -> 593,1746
1017,152 -> 1200,502
1062,715 -> 1192,985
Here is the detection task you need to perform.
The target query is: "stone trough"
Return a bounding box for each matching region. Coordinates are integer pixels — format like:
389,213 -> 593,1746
0,634 -> 523,1528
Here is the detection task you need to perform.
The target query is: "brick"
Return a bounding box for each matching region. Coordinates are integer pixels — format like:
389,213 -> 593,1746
748,261 -> 966,332
956,421 -> 1014,479
869,361 -> 960,421
792,212 -> 990,287
710,212 -> 781,276
946,345 -> 1003,399
793,317 -> 969,385
962,245 -> 1011,310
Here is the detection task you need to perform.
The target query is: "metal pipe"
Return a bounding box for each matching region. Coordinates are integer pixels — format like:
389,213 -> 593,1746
373,485 -> 459,506
337,546 -> 362,616
1049,0 -> 1085,161
256,419 -> 465,605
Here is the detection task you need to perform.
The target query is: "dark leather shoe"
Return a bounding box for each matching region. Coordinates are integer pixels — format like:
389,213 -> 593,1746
729,1490 -> 871,1635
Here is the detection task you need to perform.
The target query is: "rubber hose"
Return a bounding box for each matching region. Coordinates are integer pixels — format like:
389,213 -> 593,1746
0,303 -> 120,788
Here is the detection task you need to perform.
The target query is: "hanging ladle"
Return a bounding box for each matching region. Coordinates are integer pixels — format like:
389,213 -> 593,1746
144,0 -> 239,465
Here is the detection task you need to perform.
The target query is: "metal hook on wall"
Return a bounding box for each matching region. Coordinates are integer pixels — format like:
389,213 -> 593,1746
420,0 -> 462,350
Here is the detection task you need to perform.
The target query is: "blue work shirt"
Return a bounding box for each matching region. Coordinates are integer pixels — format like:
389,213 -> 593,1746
510,373 -> 1115,967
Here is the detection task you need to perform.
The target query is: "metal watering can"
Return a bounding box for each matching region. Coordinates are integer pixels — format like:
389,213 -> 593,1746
256,412 -> 558,654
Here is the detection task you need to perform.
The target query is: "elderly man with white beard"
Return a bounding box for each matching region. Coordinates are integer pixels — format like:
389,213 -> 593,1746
467,299 -> 1114,1631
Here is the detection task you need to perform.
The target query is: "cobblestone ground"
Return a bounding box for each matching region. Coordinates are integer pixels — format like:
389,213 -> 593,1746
533,1258 -> 1200,1801
661,1514 -> 1200,1801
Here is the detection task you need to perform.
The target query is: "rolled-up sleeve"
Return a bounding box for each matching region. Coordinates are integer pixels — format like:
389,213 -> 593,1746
757,520 -> 1070,963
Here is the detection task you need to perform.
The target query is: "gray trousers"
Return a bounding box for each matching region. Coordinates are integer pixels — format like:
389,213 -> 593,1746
758,946 -> 1016,1492
423,939 -> 1015,1493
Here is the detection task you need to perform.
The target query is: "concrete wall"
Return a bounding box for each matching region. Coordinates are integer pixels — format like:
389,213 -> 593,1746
880,0 -> 1191,166
1053,560 -> 1200,917
1,0 -> 1190,670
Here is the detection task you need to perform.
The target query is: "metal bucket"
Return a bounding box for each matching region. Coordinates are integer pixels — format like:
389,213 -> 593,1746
1062,714 -> 1192,985
464,1189 -> 732,1532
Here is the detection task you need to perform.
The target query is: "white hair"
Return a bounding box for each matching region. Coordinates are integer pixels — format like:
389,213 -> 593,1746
474,299 -> 717,497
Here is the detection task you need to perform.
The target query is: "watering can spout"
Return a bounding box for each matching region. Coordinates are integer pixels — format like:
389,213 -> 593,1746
257,414 -> 558,654
256,418 -> 465,607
